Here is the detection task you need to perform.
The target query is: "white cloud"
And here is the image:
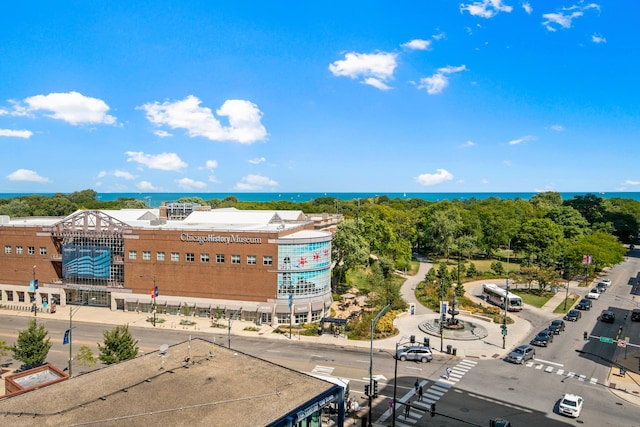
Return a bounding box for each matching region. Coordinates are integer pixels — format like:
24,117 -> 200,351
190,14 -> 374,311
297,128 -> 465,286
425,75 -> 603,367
176,177 -> 207,190
550,124 -> 565,131
329,52 -> 397,90
415,168 -> 454,186
503,160 -> 512,167
461,140 -> 476,148
114,170 -> 136,180
0,129 -> 33,138
592,33 -> 606,43
205,160 -> 218,169
154,130 -> 172,138
21,91 -> 116,125
542,3 -> 600,32
125,151 -> 188,171
139,95 -> 267,144
248,157 -> 266,165
508,135 -> 535,145
623,180 -> 640,186
460,0 -> 513,18
523,2 -> 533,14
7,169 -> 50,183
208,175 -> 220,183
402,39 -> 432,50
136,181 -> 157,191
97,171 -> 107,178
481,179 -> 489,184
417,65 -> 467,95
234,174 -> 278,190
432,32 -> 446,41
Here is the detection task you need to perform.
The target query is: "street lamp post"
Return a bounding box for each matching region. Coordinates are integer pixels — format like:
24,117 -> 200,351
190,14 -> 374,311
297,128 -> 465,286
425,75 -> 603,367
141,275 -> 158,326
502,240 -> 511,350
368,304 -> 390,427
440,278 -> 445,352
32,265 -> 37,317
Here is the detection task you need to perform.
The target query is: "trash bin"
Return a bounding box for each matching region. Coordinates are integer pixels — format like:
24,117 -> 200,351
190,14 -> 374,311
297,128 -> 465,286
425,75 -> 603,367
446,344 -> 452,354
452,348 -> 457,356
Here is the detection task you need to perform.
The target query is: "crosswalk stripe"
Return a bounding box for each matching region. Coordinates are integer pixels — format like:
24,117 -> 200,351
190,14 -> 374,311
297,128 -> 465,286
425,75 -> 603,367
535,364 -> 543,370
462,359 -> 478,365
431,385 -> 448,393
578,375 -> 586,381
590,377 -> 598,384
311,365 -> 334,375
544,366 -> 554,373
425,389 -> 445,397
556,369 -> 565,375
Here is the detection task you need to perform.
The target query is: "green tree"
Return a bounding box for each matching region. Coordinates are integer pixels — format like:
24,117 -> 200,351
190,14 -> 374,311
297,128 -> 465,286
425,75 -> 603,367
0,339 -> 11,363
331,219 -> 370,290
423,209 -> 464,260
76,345 -> 97,369
545,205 -> 590,241
515,218 -> 564,266
97,325 -> 139,365
466,263 -> 478,278
491,261 -> 504,276
11,319 -> 52,367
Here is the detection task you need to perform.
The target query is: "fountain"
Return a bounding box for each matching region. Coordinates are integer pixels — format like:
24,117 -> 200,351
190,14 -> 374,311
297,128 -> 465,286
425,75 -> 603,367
418,296 -> 489,340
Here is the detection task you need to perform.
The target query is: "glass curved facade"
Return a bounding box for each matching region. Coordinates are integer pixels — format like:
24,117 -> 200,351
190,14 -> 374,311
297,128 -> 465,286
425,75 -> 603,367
276,239 -> 331,299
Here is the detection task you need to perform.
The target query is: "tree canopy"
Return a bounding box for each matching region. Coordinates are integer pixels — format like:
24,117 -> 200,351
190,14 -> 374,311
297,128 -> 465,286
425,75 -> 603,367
97,324 -> 139,365
11,319 -> 52,368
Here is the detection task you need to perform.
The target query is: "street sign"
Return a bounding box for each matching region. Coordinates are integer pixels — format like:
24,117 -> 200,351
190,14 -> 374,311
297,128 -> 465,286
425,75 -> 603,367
618,339 -> 627,348
599,336 -> 614,343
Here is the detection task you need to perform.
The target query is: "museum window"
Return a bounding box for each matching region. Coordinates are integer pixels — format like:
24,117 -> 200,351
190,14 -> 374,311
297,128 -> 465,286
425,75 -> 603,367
171,252 -> 180,262
311,310 -> 323,322
295,313 -> 308,324
39,247 -> 47,255
231,254 -> 240,264
185,252 -> 195,262
28,246 -> 35,255
142,251 -> 151,261
157,251 -> 165,261
16,246 -> 23,254
216,254 -> 225,263
247,255 -> 257,265
201,253 -> 210,263
128,250 -> 137,260
4,245 -> 11,254
263,255 -> 273,266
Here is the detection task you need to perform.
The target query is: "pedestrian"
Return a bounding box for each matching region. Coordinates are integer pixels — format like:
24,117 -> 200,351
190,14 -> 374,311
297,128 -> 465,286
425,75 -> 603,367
418,385 -> 424,401
388,399 -> 394,410
414,378 -> 419,391
445,367 -> 452,380
405,400 -> 411,419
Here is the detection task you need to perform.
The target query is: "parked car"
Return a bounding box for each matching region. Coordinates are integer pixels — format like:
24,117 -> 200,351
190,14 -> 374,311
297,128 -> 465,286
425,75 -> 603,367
505,344 -> 536,364
596,282 -> 607,293
600,310 -> 615,323
558,393 -> 584,418
531,329 -> 554,347
601,278 -> 612,287
631,308 -> 640,321
564,310 -> 582,322
548,319 -> 566,334
586,289 -> 600,299
576,299 -> 592,310
396,345 -> 433,363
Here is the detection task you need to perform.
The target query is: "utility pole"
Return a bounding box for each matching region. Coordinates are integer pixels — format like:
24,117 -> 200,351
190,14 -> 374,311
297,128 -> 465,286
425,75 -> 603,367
368,304 -> 390,427
32,265 -> 38,317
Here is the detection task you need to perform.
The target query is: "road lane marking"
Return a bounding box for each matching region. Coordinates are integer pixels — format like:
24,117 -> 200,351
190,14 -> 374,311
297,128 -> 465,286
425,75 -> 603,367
544,366 -> 554,373
556,369 -> 565,375
311,365 -> 334,375
534,358 -> 563,367
578,375 -> 586,381
535,364 -> 543,370
590,377 -> 598,384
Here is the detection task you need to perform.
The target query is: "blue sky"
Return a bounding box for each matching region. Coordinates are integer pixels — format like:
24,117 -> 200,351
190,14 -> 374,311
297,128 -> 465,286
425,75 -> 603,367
1,1 -> 638,193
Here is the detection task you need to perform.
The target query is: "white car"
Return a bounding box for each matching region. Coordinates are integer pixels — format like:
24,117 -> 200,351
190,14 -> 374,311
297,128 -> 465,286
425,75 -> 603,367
586,289 -> 600,299
559,393 -> 584,418
601,278 -> 612,287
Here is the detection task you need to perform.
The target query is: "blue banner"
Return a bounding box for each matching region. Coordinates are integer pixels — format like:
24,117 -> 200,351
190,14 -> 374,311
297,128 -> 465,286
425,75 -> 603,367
63,329 -> 70,345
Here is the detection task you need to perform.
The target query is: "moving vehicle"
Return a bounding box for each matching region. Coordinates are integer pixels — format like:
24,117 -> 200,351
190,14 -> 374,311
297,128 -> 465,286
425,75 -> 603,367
396,345 -> 433,363
586,289 -> 600,299
505,344 -> 535,364
600,310 -> 615,323
531,329 -> 554,347
482,283 -> 523,311
576,299 -> 592,310
558,393 -> 584,418
564,310 -> 582,322
631,308 -> 640,321
548,319 -> 565,334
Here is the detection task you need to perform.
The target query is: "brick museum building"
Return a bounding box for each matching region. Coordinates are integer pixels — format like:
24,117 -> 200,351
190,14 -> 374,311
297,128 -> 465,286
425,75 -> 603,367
0,203 -> 335,326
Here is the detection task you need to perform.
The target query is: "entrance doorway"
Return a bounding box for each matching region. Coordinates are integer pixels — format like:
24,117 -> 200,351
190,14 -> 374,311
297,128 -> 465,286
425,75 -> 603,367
66,289 -> 110,307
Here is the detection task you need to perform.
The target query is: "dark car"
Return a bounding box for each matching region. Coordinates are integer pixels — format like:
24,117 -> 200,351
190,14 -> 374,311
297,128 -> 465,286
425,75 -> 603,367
600,310 -> 615,323
576,299 -> 592,310
596,282 -> 607,293
564,310 -> 582,322
632,308 -> 640,322
531,329 -> 554,347
548,319 -> 565,334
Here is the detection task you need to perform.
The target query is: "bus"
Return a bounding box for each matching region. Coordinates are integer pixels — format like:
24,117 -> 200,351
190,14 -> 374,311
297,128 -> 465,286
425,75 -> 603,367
482,283 -> 523,311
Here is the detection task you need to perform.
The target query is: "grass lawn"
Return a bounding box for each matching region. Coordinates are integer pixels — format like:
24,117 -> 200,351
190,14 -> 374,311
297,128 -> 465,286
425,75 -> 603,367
553,294 -> 580,314
510,289 -> 555,308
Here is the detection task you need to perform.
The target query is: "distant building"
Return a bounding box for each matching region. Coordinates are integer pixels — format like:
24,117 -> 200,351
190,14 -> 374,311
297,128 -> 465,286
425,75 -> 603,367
0,338 -> 346,426
0,206 -> 334,326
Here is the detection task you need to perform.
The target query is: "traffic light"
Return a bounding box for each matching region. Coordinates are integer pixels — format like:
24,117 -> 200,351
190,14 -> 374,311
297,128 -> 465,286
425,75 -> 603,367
364,384 -> 369,396
583,331 -> 588,341
373,380 -> 379,398
429,403 -> 435,417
